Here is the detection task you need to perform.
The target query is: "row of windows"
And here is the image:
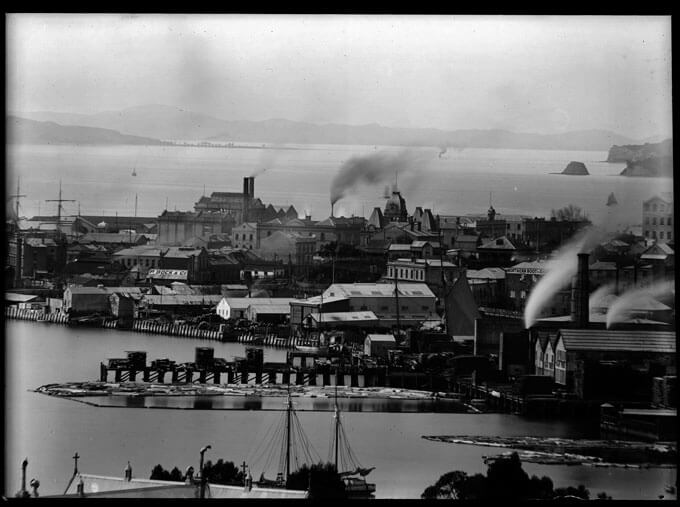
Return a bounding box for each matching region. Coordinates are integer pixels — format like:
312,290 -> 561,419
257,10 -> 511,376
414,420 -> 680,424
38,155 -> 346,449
644,203 -> 671,212
233,233 -> 254,241
123,258 -> 158,268
509,290 -> 527,299
388,267 -> 425,281
644,230 -> 672,240
645,216 -> 673,226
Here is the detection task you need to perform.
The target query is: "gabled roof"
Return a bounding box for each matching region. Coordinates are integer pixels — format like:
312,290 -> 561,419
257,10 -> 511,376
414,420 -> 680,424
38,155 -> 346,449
589,261 -> 617,271
325,283 -> 435,298
466,267 -> 506,280
558,329 -> 675,353
309,311 -> 378,323
411,240 -> 440,249
366,333 -> 396,342
478,236 -> 516,251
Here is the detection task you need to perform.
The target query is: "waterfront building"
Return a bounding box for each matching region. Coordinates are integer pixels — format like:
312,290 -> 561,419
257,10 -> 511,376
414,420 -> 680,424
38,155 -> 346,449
538,328 -> 676,401
321,282 -> 436,328
157,210 -> 237,247
364,334 -> 397,358
63,286 -> 144,315
216,297 -> 297,321
642,193 -> 674,242
6,233 -> 67,283
112,245 -> 165,272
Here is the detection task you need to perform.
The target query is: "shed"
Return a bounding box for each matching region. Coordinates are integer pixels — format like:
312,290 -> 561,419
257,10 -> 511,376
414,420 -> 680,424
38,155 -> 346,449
364,333 -> 397,358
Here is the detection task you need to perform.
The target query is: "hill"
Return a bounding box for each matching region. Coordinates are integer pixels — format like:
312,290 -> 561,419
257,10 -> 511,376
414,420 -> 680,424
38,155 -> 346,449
6,115 -> 166,146
12,105 -> 639,151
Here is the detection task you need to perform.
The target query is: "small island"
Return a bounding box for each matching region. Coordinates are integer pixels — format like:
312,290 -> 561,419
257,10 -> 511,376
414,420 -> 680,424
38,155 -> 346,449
560,161 -> 589,175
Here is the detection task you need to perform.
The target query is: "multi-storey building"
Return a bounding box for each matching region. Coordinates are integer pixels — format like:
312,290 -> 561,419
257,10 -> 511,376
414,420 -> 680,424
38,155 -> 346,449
642,194 -> 674,242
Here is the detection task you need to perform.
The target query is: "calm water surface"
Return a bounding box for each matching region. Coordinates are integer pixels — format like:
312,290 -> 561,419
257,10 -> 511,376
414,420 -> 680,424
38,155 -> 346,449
7,143 -> 671,227
5,320 -> 676,499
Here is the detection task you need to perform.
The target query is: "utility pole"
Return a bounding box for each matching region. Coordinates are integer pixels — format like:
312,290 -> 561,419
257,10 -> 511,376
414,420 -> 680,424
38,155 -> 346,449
199,445 -> 211,499
134,193 -> 138,218
394,265 -> 401,340
45,180 -> 75,238
285,385 -> 292,484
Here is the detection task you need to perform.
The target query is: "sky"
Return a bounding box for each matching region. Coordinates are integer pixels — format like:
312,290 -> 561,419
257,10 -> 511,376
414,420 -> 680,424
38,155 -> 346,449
6,14 -> 673,140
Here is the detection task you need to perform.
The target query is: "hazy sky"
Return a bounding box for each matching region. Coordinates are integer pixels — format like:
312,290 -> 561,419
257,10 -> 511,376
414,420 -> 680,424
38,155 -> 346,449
6,14 -> 672,140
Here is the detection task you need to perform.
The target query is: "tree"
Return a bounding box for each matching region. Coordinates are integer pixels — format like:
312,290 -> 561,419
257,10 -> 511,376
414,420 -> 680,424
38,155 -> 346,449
286,462 -> 347,500
551,204 -> 588,222
202,459 -> 244,486
150,464 -> 183,482
421,452 -> 598,501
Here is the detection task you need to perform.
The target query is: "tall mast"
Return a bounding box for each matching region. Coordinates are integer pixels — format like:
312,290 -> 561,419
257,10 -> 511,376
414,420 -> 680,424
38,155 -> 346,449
10,177 -> 26,220
394,267 -> 401,338
134,193 -> 138,218
438,218 -> 448,336
285,385 -> 291,483
45,180 -> 75,238
334,385 -> 339,471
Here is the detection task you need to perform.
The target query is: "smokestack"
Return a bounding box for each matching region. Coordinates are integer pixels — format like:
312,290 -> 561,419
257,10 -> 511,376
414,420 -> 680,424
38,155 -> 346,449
331,203 -> 334,218
570,252 -> 590,328
242,177 -> 255,223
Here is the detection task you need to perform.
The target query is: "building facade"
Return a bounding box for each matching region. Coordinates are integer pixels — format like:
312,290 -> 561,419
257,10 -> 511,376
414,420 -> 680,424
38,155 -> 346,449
642,194 -> 674,242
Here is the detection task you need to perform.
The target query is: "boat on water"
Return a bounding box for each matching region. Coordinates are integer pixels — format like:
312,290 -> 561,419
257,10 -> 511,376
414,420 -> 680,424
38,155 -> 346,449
131,168 -> 137,176
246,385 -> 375,499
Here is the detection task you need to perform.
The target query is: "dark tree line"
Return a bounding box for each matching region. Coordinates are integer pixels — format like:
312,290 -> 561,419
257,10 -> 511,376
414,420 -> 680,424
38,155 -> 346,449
422,452 -> 609,500
150,459 -> 244,485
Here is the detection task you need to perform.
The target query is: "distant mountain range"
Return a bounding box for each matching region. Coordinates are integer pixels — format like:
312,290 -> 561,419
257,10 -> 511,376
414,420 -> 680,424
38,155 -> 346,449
6,115 -> 165,146
10,104 -> 641,150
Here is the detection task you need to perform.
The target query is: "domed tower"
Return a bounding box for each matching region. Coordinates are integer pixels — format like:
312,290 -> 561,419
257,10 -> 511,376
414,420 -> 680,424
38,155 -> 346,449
384,186 -> 408,222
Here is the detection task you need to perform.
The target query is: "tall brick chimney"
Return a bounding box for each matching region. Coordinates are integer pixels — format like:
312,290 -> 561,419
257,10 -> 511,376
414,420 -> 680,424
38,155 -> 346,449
570,252 -> 590,328
242,177 -> 255,223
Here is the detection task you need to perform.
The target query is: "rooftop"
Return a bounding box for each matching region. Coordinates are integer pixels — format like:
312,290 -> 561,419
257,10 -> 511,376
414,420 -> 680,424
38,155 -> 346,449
558,329 -> 675,353
325,283 -> 435,298
309,311 -> 379,323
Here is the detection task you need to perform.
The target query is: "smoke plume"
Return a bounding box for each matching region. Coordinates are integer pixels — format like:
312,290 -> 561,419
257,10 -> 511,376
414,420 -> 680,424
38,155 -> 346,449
606,279 -> 675,328
329,150 -> 427,206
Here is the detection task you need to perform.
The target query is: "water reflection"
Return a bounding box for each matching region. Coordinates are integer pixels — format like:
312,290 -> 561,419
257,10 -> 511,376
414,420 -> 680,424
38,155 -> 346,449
71,394 -> 468,413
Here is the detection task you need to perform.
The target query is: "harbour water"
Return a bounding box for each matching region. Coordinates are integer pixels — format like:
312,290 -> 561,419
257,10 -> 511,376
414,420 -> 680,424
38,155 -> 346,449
5,320 -> 677,499
7,143 -> 670,228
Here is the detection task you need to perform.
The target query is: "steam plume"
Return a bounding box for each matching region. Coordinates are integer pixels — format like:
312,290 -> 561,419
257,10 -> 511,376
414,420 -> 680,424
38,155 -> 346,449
330,150 -> 426,206
523,224 -> 610,328
589,282 -> 617,315
606,280 -> 674,328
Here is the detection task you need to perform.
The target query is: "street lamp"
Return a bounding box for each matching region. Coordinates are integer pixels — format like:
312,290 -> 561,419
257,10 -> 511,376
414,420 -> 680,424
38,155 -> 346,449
199,445 -> 211,499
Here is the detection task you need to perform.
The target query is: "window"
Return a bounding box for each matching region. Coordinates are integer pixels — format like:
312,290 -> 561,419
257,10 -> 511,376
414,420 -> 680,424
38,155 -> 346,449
401,305 -> 408,311
249,234 -> 253,241
234,234 -> 239,240
660,218 -> 665,225
645,217 -> 650,225
653,204 -> 658,212
660,232 -> 664,239
652,218 -> 657,225
645,231 -> 649,238
659,204 -> 665,212
510,290 -> 516,298
668,232 -> 672,240
422,306 -> 429,311
520,290 -> 526,299
652,231 -> 657,239
388,267 -> 393,278
267,231 -> 271,236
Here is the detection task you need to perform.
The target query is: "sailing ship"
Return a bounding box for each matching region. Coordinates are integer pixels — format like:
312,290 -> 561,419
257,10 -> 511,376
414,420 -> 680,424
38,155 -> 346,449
131,168 -> 137,177
248,386 -> 375,498
330,386 -> 376,498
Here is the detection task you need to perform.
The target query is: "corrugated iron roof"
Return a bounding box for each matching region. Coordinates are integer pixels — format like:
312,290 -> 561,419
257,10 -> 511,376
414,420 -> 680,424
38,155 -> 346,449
366,333 -> 396,342
558,329 -> 675,353
310,311 -> 378,322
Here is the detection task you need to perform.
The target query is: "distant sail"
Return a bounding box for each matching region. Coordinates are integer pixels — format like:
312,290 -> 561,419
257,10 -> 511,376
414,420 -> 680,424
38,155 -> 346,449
132,168 -> 137,177
606,192 -> 618,206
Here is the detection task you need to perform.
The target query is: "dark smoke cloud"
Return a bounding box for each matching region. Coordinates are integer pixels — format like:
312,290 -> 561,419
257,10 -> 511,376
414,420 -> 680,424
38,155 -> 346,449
330,150 -> 427,206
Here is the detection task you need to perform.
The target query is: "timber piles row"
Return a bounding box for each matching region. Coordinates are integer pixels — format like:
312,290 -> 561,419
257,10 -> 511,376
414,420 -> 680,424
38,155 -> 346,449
132,320 -> 222,340
5,306 -> 68,323
6,306 -> 316,350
